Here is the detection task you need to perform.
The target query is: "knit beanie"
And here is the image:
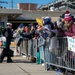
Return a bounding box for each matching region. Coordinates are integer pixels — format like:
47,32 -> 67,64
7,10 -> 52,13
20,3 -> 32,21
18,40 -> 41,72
64,10 -> 72,21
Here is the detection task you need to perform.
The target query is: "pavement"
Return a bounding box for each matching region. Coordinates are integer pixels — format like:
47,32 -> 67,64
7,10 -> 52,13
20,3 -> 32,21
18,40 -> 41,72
0,56 -> 63,75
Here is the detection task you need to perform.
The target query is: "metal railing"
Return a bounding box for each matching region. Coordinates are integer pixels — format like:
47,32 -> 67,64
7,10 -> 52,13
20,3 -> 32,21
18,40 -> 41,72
19,36 -> 75,74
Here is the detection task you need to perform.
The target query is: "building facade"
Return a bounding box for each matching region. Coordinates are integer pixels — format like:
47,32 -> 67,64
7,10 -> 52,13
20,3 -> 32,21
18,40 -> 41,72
17,3 -> 37,10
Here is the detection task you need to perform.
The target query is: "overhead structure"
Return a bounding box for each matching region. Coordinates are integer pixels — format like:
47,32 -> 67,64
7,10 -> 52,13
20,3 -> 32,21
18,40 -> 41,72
38,0 -> 75,11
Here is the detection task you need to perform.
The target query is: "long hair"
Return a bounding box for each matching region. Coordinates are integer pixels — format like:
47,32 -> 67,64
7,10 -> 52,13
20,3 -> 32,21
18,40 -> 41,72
64,20 -> 74,31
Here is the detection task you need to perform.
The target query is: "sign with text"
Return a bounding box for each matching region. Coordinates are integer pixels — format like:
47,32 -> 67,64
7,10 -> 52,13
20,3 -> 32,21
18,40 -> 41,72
67,37 -> 75,53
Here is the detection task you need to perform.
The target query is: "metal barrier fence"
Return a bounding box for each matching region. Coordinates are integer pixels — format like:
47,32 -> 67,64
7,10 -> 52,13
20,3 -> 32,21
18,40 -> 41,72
19,36 -> 75,74
19,38 -> 37,58
44,37 -> 75,74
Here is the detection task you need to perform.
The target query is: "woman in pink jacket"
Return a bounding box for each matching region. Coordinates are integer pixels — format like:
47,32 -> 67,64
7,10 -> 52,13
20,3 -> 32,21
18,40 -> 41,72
57,11 -> 75,37
57,12 -> 75,69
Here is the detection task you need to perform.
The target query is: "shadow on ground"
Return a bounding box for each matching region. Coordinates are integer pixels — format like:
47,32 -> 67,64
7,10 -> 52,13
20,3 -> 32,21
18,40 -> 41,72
3,56 -> 36,63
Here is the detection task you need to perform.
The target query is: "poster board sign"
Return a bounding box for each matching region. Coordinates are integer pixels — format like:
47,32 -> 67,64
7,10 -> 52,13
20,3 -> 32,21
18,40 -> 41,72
67,37 -> 75,53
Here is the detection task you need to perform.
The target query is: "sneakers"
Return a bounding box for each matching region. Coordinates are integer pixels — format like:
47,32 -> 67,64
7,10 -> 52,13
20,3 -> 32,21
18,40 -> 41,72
56,69 -> 62,74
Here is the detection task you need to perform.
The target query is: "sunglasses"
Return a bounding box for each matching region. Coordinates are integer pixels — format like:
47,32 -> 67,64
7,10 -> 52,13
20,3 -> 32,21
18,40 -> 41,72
7,25 -> 11,26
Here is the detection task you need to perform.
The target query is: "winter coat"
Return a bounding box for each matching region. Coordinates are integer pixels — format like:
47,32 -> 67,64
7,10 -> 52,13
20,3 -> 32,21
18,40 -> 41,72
20,29 -> 35,40
3,28 -> 13,40
57,24 -> 75,37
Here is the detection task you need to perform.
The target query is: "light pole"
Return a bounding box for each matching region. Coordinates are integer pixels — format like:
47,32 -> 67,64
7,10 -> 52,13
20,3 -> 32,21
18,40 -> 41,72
11,0 -> 13,9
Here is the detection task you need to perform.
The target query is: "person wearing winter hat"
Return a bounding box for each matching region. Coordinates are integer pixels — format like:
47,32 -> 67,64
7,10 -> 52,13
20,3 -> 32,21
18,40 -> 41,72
63,12 -> 73,31
57,11 -> 75,68
64,10 -> 72,21
57,11 -> 75,37
61,10 -> 75,22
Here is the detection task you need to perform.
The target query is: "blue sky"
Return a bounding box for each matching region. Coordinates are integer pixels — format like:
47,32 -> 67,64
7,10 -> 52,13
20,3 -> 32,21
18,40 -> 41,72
1,0 -> 55,8
15,0 -> 55,4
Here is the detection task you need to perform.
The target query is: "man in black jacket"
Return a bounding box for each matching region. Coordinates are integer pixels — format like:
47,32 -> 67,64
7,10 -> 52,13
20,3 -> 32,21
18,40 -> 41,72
0,22 -> 13,63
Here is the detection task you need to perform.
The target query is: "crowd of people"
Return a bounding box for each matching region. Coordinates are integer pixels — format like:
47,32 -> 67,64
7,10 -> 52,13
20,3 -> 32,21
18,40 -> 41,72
0,10 -> 75,64
18,10 -> 75,40
16,10 -> 75,53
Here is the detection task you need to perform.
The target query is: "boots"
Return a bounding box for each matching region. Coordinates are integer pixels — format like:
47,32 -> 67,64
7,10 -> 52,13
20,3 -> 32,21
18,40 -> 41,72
7,57 -> 13,63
